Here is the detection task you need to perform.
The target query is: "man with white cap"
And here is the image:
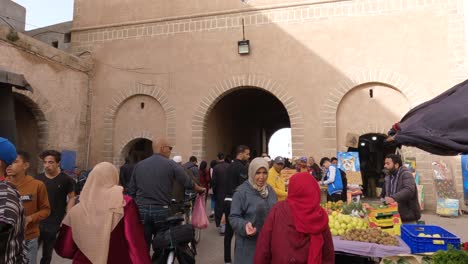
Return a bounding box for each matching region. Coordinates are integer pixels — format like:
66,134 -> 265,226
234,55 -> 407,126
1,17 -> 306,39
267,156 -> 287,201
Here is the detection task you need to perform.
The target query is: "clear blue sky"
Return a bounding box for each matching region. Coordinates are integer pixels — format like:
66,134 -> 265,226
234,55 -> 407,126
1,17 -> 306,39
12,0 -> 74,30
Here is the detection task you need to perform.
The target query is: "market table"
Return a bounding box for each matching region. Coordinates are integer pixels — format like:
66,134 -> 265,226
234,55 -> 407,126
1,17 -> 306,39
333,236 -> 411,258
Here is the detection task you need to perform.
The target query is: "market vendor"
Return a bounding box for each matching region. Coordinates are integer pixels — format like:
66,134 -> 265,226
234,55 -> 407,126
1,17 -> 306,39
383,154 -> 421,224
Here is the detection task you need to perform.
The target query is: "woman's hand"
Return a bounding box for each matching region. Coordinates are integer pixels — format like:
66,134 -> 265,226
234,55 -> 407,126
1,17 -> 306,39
245,222 -> 257,236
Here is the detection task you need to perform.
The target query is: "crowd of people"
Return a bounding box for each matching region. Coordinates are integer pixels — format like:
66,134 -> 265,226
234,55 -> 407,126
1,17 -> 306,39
0,135 -> 421,264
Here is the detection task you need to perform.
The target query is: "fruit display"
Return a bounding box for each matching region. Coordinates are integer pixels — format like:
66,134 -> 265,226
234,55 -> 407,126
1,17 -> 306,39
340,228 -> 400,246
322,200 -> 345,212
341,201 -> 366,217
417,233 -> 441,238
367,203 -> 402,236
328,212 -> 369,236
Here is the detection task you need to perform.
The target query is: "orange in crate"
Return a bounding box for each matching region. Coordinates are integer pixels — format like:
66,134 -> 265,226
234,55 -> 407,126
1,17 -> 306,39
367,204 -> 402,236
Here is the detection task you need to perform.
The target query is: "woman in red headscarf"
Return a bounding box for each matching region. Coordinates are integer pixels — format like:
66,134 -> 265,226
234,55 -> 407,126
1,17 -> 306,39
254,172 -> 334,264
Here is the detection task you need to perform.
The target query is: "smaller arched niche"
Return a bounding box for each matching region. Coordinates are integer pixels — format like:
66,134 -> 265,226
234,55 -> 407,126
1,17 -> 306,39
121,138 -> 153,164
336,83 -> 411,151
113,95 -> 166,159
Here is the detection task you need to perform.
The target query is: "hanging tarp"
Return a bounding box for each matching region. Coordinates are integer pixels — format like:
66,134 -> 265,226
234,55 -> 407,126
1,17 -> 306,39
389,79 -> 468,156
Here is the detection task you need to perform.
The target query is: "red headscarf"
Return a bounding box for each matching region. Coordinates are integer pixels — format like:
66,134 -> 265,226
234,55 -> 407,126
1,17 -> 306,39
287,172 -> 329,264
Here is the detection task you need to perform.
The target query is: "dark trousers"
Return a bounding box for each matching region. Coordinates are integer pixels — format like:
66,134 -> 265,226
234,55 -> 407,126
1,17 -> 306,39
327,193 -> 342,202
223,200 -> 233,263
39,224 -> 60,264
214,196 -> 224,227
138,205 -> 171,252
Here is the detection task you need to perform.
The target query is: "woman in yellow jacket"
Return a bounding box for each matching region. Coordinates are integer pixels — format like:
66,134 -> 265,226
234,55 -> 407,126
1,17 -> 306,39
267,157 -> 288,201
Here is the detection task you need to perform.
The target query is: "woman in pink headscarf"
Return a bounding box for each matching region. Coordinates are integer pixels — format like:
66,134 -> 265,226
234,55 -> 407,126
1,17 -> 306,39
254,172 -> 334,264
55,162 -> 150,264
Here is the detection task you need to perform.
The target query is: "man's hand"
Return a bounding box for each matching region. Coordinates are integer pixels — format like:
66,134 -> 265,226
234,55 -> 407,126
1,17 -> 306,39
194,183 -> 206,194
25,216 -> 33,227
385,197 -> 395,204
245,222 -> 257,236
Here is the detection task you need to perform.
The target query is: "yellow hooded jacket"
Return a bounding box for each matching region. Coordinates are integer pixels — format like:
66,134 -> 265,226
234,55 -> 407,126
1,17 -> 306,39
267,167 -> 287,201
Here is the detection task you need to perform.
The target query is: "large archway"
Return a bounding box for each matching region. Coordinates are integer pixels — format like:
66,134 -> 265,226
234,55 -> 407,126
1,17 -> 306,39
205,87 -> 290,160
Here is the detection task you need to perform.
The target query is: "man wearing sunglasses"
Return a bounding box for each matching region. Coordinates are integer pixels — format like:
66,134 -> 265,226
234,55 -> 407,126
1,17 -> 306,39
128,137 -> 206,251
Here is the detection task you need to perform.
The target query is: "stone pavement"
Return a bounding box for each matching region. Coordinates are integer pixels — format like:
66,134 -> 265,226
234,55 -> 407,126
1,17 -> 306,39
38,212 -> 468,264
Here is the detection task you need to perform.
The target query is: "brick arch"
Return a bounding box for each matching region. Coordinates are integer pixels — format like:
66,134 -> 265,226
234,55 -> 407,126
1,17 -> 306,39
191,74 -> 305,160
12,88 -> 51,150
113,131 -> 153,165
319,70 -> 430,155
102,82 -> 176,164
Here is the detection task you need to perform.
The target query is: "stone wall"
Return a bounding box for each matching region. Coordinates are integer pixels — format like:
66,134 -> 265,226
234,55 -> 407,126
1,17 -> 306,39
0,26 -> 91,170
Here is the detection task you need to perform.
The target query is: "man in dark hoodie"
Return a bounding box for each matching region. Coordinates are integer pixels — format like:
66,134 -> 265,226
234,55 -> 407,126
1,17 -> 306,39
383,154 -> 421,223
183,156 -> 199,179
223,145 -> 250,264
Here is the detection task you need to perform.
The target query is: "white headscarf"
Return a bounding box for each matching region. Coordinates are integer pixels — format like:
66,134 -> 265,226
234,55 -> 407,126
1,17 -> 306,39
248,158 -> 270,198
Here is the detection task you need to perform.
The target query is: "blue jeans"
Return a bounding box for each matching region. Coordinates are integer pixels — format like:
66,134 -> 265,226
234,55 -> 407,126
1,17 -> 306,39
138,205 -> 171,251
26,238 -> 38,264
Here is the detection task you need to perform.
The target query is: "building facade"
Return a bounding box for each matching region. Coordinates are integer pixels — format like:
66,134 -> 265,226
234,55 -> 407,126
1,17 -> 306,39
26,21 -> 73,51
2,0 -> 467,210
0,0 -> 26,31
0,26 -> 91,173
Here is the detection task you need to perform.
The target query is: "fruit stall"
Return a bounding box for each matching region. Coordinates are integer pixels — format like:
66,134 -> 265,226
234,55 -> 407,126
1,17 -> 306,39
321,201 -> 467,263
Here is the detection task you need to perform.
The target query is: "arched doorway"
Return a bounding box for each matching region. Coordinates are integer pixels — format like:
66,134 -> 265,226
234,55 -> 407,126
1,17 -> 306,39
337,83 -> 411,197
121,138 -> 153,164
14,95 -> 46,174
205,87 -> 290,160
347,133 -> 397,198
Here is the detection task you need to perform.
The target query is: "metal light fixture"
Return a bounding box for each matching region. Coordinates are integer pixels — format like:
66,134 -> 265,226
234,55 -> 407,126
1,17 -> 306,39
238,18 -> 250,55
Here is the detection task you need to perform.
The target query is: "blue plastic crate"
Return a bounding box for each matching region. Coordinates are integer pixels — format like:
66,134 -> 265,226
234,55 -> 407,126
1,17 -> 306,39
401,224 -> 461,254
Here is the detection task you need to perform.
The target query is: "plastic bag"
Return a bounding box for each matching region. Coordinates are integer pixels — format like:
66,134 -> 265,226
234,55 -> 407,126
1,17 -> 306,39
192,193 -> 209,229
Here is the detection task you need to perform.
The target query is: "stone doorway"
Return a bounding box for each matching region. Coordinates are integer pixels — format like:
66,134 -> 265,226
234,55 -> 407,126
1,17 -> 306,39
121,138 -> 153,164
14,94 -> 48,175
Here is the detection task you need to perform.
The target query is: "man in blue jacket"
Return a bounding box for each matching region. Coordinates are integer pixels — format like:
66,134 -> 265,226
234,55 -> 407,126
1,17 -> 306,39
320,157 -> 343,202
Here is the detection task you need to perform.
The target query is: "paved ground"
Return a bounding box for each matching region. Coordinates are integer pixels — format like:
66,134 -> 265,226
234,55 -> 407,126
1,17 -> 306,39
38,212 -> 468,264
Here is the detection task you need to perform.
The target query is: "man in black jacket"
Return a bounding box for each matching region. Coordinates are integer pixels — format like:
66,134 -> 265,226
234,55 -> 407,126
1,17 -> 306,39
383,154 -> 421,223
223,145 -> 250,264
212,154 -> 229,229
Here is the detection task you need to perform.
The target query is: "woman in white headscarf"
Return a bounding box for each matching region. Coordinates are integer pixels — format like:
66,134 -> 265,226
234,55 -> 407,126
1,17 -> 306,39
229,157 -> 277,264
54,162 -> 150,264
